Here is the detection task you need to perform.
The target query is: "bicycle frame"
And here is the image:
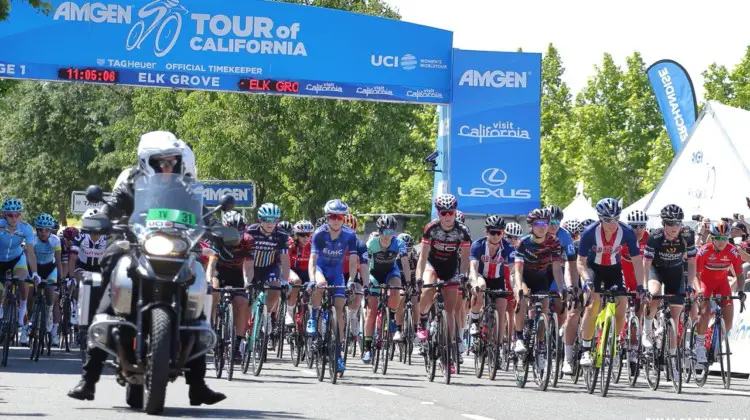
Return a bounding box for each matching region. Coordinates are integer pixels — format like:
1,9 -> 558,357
593,300 -> 617,368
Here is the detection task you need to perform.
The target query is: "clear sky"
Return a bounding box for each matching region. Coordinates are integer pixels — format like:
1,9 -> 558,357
384,0 -> 749,101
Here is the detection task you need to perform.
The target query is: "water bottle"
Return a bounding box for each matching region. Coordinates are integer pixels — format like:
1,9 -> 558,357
321,311 -> 328,335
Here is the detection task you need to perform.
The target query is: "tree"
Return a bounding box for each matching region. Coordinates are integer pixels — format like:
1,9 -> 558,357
0,0 -> 50,22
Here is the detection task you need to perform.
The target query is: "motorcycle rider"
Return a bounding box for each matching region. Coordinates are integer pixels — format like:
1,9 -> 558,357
67,131 -> 226,406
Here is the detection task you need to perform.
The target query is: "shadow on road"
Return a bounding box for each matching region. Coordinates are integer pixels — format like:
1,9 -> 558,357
0,413 -> 48,417
76,406 -> 308,418
0,347 -> 83,375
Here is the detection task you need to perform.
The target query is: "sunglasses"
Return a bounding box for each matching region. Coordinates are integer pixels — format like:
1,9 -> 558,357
5,212 -> 20,218
663,220 -> 682,227
157,159 -> 177,168
532,220 -> 549,228
712,235 -> 729,241
260,217 -> 279,223
550,219 -> 561,226
628,224 -> 646,230
439,210 -> 456,217
327,214 -> 344,221
380,229 -> 395,236
296,232 -> 311,238
600,216 -> 619,223
487,230 -> 504,236
506,235 -> 519,241
36,228 -> 51,233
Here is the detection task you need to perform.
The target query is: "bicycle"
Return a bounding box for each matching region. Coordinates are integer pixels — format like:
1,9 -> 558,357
343,287 -> 363,365
287,284 -> 308,367
242,283 -> 284,377
678,290 -> 696,384
582,287 -> 634,397
370,283 -> 402,376
271,284 -> 289,360
643,294 -> 683,393
212,286 -> 246,381
472,289 -> 513,380
398,279 -> 418,366
0,276 -> 21,367
692,294 -> 745,389
421,280 -> 460,384
125,0 -> 188,57
612,292 -> 642,387
563,290 -> 586,385
29,281 -> 53,361
308,284 -> 346,384
513,291 -> 557,391
58,278 -> 75,352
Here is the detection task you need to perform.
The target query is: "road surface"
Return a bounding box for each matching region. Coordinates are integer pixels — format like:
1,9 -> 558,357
0,344 -> 747,419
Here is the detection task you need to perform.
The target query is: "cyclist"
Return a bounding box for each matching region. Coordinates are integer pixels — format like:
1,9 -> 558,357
308,199 -> 359,373
456,210 -> 466,225
416,194 -> 471,374
59,226 -> 80,325
505,222 -> 523,249
396,232 -> 419,343
361,215 -> 409,363
513,209 -> 564,355
278,220 -> 293,237
206,211 -> 254,360
693,220 -> 745,364
468,215 -> 514,350
576,198 -> 643,368
246,203 -> 290,346
581,219 -> 596,230
32,213 -> 63,347
285,220 -> 314,326
0,198 -> 40,346
642,204 -> 697,351
504,222 -> 524,330
563,219 -> 584,242
342,213 -> 368,343
622,210 -> 650,301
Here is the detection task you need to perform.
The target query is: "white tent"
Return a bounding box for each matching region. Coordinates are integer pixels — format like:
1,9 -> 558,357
562,181 -> 598,222
645,101 -> 750,221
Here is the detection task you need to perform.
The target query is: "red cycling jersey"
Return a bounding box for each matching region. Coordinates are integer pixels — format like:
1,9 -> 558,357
621,231 -> 649,291
697,243 -> 743,306
289,238 -> 311,272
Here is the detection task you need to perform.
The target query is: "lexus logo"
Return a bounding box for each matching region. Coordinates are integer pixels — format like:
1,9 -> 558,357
481,168 -> 507,186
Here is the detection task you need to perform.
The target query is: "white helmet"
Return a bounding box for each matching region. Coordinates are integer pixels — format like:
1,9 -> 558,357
177,139 -> 197,178
137,131 -> 184,176
505,222 -> 523,237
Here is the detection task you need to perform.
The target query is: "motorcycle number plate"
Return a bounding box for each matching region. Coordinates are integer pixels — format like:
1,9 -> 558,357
146,208 -> 197,227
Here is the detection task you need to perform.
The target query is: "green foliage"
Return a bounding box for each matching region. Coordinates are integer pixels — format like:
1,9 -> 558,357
0,0 -> 50,22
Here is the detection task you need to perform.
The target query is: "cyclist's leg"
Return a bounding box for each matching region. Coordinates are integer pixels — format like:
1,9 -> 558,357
580,268 -> 601,347
307,267 -> 328,333
485,275 -> 505,340
665,273 -> 685,350
210,271 -> 221,325
263,267 -> 282,319
469,275 -> 487,334
417,265 -> 438,339
364,273 -> 380,357
14,255 -> 29,327
643,267 -> 662,347
286,269 -> 302,325
717,280 -> 734,331
441,276 -> 459,341
224,269 -> 248,339
42,265 -> 57,334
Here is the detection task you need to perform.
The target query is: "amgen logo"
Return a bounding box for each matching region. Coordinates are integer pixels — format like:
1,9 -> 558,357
458,70 -> 528,88
204,187 -> 252,203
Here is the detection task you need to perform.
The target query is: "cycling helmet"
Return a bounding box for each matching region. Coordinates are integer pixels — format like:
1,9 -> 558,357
505,222 -> 523,237
343,214 -> 359,231
222,211 -> 246,230
581,219 -> 596,229
526,208 -> 549,224
455,210 -> 466,224
257,203 -> 281,220
82,208 -> 100,219
293,220 -> 314,234
323,199 -> 349,215
177,139 -> 197,178
52,220 -> 60,233
434,194 -> 458,211
33,213 -> 56,229
595,198 -> 621,219
546,205 -> 564,220
277,220 -> 293,235
315,216 -> 326,228
62,226 -> 79,240
376,215 -> 397,230
710,220 -> 731,236
2,198 -> 23,212
137,131 -> 184,176
564,219 -> 584,235
626,210 -> 649,224
660,204 -> 684,222
397,233 -> 415,249
485,215 -> 506,230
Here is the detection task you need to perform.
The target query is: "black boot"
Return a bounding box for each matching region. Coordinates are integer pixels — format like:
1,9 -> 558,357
67,379 -> 96,401
188,383 -> 226,406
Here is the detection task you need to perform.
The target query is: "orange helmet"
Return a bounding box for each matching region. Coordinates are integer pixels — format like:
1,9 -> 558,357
343,214 -> 359,231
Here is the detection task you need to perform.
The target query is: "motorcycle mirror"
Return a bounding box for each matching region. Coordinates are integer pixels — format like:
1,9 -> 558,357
85,185 -> 105,204
219,194 -> 236,211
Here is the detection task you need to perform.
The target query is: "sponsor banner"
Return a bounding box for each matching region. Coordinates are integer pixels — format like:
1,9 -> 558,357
199,180 -> 255,208
71,190 -> 112,214
647,59 -> 698,153
448,49 -> 541,215
0,0 -> 452,103
723,302 -> 750,375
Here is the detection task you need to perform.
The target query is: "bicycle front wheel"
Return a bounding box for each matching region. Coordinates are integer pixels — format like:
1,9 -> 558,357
599,316 -> 616,397
328,308 -> 340,384
533,314 -> 552,391
585,325 -> 600,394
666,319 -> 682,393
719,318 -> 731,389
626,314 -> 641,387
251,307 -> 268,377
439,311 -> 451,385
382,308 -> 392,376
225,308 -> 235,381
487,310 -> 499,380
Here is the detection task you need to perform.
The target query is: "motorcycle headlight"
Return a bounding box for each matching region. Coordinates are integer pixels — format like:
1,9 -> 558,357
144,235 -> 188,256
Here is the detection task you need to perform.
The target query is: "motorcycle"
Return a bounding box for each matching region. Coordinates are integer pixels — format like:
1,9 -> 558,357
82,173 -> 238,415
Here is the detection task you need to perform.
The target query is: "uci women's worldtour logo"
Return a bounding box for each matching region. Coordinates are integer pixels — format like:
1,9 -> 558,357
457,168 -> 532,200
53,1 -> 308,58
371,54 -> 418,71
457,121 -> 530,143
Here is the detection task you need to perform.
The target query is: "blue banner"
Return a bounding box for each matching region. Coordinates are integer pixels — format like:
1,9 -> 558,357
647,60 -> 698,153
200,180 -> 255,208
0,0 -> 452,104
447,49 -> 541,215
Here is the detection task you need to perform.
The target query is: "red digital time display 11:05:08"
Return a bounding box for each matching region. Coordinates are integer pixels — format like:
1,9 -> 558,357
238,78 -> 299,94
57,68 -> 120,83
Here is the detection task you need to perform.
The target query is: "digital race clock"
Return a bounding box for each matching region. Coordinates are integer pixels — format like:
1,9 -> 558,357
238,78 -> 299,94
57,67 -> 119,83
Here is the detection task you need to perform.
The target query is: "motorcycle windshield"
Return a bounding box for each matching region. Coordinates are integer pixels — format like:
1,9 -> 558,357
130,174 -> 204,238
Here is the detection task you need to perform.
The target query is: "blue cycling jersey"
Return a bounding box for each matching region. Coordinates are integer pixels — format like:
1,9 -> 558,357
556,227 -> 577,262
0,220 -> 34,262
312,224 -> 358,272
34,234 -> 61,265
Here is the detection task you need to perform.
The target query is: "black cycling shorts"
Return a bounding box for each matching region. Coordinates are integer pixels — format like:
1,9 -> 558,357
217,265 -> 244,289
292,268 -> 310,285
522,271 -> 550,294
587,264 -> 625,293
649,266 -> 685,304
